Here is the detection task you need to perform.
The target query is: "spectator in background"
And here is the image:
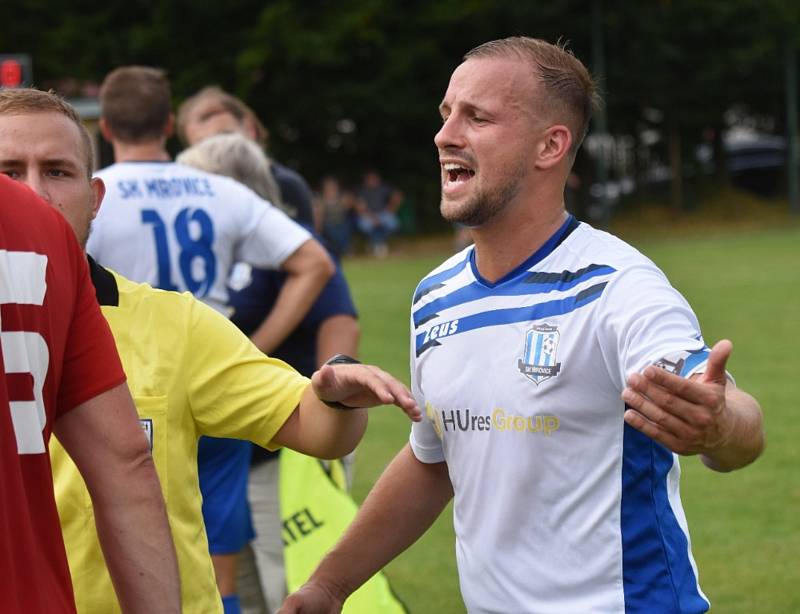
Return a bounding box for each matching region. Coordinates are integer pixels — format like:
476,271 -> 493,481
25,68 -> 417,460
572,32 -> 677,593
176,132 -> 286,211
354,169 -> 403,258
89,66 -> 334,614
178,133 -> 361,614
175,100 -> 360,383
314,175 -> 355,257
177,86 -> 314,227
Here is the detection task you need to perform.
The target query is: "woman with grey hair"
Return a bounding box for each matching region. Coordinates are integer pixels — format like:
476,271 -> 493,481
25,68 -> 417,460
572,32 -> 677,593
176,132 -> 295,217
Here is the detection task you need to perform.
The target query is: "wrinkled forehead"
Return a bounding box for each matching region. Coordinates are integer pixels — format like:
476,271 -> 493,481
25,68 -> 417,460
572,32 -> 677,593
441,57 -> 538,114
188,99 -> 237,125
0,111 -> 89,165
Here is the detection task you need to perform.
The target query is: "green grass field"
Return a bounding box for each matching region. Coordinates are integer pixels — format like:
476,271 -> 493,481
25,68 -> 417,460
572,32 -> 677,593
342,223 -> 800,613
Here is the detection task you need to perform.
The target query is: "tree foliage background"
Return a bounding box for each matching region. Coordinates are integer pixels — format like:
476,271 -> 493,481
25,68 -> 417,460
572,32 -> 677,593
6,0 -> 800,229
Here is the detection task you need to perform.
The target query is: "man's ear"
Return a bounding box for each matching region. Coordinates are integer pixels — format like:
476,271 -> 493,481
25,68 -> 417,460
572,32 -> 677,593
89,177 -> 106,220
164,113 -> 175,138
243,115 -> 260,142
534,124 -> 573,170
99,117 -> 113,142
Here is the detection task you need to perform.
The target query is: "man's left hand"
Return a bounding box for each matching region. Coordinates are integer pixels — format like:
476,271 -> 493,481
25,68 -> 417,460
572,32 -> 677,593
622,340 -> 734,456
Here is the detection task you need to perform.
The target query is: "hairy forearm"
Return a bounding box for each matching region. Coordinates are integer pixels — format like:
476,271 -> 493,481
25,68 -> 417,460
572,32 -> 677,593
701,386 -> 764,472
91,454 -> 181,613
54,385 -> 181,612
250,268 -> 330,354
309,445 -> 453,601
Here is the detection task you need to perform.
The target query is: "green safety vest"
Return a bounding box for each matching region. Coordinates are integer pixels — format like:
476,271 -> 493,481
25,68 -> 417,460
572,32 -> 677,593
280,448 -> 408,613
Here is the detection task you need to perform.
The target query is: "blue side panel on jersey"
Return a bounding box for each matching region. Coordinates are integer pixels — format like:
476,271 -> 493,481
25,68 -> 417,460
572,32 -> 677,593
415,281 -> 607,355
412,254 -> 471,304
621,423 -> 709,613
679,348 -> 710,377
412,263 -> 615,328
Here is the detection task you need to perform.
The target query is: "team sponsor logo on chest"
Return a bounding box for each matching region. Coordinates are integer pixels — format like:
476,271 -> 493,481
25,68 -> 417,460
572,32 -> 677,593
518,323 -> 562,385
426,403 -> 560,439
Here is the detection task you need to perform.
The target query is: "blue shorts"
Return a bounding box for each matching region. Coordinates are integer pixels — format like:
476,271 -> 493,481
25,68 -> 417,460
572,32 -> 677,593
198,436 -> 255,554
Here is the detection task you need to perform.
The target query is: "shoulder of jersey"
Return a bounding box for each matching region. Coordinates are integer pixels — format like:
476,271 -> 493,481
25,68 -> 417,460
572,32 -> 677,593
420,246 -> 472,286
563,222 -> 658,272
410,246 -> 473,308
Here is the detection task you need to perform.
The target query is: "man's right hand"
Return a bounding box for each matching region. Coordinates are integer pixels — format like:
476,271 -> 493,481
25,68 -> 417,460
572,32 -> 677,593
279,581 -> 344,614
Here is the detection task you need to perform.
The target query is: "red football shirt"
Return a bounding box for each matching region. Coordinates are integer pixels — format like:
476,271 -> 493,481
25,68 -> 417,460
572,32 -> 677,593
0,176 -> 126,613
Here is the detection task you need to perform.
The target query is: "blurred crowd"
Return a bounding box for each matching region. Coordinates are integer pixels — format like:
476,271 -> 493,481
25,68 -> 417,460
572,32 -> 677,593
314,170 -> 403,258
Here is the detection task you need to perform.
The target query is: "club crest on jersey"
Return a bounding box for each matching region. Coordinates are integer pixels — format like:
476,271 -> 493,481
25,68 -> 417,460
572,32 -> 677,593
518,324 -> 562,385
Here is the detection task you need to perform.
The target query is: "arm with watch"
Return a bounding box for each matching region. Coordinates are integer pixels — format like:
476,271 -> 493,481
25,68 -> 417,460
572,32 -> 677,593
270,354 -> 422,460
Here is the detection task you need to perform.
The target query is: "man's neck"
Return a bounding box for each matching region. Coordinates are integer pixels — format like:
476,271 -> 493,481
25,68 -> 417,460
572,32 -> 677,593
471,198 -> 569,284
111,140 -> 171,163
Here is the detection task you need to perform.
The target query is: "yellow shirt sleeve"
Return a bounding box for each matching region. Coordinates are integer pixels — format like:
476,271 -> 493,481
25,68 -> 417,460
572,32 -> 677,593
184,293 -> 310,449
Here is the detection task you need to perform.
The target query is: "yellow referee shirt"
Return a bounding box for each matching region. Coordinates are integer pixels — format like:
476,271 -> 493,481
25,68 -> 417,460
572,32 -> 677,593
50,260 -> 309,614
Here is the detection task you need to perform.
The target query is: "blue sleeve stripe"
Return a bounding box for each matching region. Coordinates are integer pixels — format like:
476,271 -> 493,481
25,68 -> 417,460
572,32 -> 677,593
680,348 -> 711,377
524,263 -> 616,285
413,264 -> 615,329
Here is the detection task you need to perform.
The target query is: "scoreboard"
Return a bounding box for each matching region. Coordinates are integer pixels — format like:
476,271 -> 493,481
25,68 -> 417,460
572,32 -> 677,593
0,54 -> 33,88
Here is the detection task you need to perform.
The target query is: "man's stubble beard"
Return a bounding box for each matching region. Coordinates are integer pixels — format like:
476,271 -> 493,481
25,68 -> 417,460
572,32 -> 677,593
79,220 -> 93,250
440,164 -> 525,228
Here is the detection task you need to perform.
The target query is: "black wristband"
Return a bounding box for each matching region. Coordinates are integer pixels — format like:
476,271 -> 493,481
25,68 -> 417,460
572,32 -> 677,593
320,354 -> 362,410
325,353 -> 361,366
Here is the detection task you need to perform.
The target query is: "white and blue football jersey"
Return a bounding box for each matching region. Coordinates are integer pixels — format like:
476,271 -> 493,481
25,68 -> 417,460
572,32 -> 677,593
88,161 -> 310,313
410,215 -> 712,614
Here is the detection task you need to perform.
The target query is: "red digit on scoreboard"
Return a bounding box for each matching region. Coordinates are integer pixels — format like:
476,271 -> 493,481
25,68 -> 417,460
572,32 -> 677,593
1,59 -> 23,88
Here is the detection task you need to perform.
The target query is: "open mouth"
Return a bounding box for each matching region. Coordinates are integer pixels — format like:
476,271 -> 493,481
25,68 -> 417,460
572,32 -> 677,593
443,163 -> 475,184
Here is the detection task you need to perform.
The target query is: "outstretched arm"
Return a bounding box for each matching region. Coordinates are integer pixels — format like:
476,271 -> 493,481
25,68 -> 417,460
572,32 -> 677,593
250,238 -> 335,354
622,339 -> 764,472
54,382 -> 181,613
271,362 -> 422,459
279,444 -> 453,613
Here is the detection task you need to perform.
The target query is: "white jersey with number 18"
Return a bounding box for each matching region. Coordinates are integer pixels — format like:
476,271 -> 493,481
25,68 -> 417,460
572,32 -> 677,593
88,161 -> 310,313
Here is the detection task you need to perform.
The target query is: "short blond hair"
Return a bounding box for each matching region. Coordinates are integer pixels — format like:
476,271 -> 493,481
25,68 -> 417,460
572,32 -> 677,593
0,87 -> 94,176
465,37 -> 600,153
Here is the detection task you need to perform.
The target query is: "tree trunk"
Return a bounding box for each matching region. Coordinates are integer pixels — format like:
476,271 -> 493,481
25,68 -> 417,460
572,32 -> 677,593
669,125 -> 683,214
712,124 -> 729,185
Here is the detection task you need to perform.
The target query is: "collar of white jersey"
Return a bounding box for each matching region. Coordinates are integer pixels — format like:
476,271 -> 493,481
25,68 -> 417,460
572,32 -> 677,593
469,214 -> 579,288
